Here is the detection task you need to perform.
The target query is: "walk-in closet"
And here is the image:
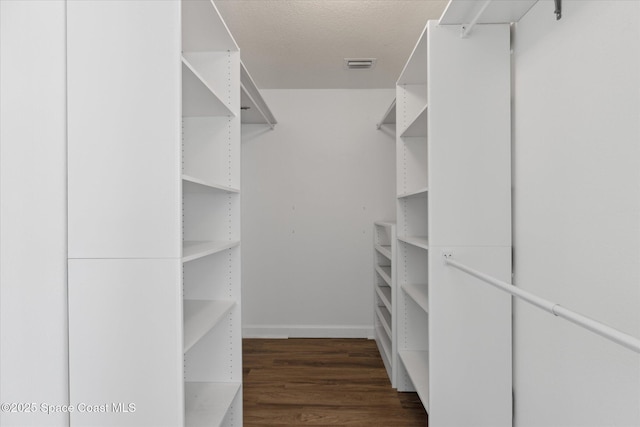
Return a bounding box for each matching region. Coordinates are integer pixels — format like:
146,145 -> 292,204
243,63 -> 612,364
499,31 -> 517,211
1,1 -> 639,426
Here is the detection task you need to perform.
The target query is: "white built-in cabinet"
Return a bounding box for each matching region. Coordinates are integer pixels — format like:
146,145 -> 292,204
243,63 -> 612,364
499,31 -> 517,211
67,1 -> 272,425
373,221 -> 397,387
387,7 -> 517,425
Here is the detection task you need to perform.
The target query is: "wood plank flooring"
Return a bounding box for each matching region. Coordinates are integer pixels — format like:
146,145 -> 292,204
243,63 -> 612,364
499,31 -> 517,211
243,338 -> 427,426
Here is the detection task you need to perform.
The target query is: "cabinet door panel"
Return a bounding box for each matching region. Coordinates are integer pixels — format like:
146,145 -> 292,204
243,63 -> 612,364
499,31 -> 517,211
69,259 -> 183,427
67,0 -> 181,258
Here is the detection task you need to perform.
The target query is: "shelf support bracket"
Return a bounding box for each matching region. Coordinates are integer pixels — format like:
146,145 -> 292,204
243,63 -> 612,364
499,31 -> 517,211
461,0 -> 492,38
554,0 -> 562,20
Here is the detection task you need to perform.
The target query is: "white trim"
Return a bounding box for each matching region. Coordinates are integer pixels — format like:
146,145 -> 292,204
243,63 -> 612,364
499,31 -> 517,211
242,325 -> 374,339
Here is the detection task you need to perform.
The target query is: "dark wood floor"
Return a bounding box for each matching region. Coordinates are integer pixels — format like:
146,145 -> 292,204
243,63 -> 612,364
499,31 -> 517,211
243,338 -> 427,426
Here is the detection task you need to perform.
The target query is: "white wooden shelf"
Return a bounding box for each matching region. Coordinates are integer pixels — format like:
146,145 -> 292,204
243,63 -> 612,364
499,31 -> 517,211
376,324 -> 392,363
375,244 -> 392,259
240,62 -> 277,127
376,305 -> 392,338
399,350 -> 430,410
375,285 -> 392,311
185,382 -> 241,427
400,104 -> 428,138
398,236 -> 429,251
182,0 -> 238,52
439,0 -> 538,25
376,99 -> 396,129
375,221 -> 396,228
182,56 -> 235,118
373,221 -> 396,388
182,240 -> 240,263
397,187 -> 428,199
398,25 -> 428,85
375,265 -> 392,286
182,174 -> 240,194
402,283 -> 429,314
183,300 -> 235,353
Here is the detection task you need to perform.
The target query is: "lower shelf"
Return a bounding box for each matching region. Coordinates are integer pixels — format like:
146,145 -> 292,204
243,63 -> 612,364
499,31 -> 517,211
185,382 -> 241,427
375,305 -> 392,338
398,350 -> 429,411
375,325 -> 393,383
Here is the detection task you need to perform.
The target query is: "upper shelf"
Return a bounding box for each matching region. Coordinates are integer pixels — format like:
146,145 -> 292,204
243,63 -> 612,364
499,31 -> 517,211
398,23 -> 428,86
182,0 -> 238,52
439,0 -> 538,25
182,55 -> 235,117
240,62 -> 277,128
376,99 -> 396,129
400,104 -> 428,138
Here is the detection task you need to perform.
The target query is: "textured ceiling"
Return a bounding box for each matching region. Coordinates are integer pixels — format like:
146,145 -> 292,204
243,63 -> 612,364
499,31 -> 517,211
214,0 -> 449,89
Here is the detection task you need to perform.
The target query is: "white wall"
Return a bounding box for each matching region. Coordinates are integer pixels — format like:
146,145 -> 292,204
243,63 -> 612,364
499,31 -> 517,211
241,89 -> 396,338
513,1 -> 640,426
0,1 -> 69,426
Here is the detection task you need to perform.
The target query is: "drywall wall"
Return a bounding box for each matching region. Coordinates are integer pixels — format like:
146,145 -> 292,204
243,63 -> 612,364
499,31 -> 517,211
0,1 -> 69,426
241,89 -> 396,337
513,1 -> 640,426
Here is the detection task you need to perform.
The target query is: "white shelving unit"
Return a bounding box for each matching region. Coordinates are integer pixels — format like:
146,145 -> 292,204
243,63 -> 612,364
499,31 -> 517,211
392,8 -> 515,425
373,221 -> 397,387
67,1 -> 275,425
181,1 -> 243,425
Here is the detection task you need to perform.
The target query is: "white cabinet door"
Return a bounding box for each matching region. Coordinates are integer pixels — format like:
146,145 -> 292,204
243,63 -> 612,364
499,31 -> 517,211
67,0 -> 181,259
68,259 -> 183,427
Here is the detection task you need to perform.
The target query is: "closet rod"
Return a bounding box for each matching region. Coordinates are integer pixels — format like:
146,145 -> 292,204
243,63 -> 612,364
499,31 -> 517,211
442,254 -> 640,354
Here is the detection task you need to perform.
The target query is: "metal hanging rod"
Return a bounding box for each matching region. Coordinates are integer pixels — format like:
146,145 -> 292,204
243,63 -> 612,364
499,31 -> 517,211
442,254 -> 640,354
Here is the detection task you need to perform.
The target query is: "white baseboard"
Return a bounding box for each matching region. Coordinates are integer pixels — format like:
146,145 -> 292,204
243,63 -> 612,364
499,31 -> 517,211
242,324 -> 375,339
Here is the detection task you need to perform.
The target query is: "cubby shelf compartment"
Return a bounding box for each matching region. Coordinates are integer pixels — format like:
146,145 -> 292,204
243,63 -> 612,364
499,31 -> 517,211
375,265 -> 392,286
182,55 -> 235,118
375,244 -> 392,259
376,285 -> 392,311
182,174 -> 240,194
400,104 -> 428,138
183,300 -> 235,353
398,350 -> 430,411
376,305 -> 392,338
185,382 -> 241,427
397,187 -> 428,199
398,236 -> 429,251
182,240 -> 240,263
401,283 -> 429,314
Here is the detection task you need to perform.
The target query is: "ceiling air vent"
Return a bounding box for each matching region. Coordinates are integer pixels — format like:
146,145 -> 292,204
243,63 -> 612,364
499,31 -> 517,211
344,58 -> 376,70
